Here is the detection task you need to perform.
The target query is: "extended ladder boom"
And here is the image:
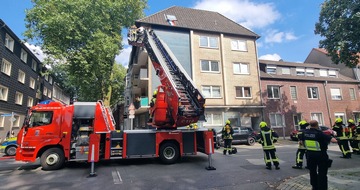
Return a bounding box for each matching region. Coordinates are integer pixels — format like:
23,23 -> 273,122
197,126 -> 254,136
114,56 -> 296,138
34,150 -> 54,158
129,29 -> 205,128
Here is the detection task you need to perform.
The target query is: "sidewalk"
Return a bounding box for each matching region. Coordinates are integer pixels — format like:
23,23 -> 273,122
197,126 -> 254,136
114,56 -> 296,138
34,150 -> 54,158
276,166 -> 360,190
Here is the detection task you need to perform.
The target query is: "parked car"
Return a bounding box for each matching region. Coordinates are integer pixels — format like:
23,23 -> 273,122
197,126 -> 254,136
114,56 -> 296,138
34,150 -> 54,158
0,137 -> 18,156
216,127 -> 257,146
290,126 -> 336,141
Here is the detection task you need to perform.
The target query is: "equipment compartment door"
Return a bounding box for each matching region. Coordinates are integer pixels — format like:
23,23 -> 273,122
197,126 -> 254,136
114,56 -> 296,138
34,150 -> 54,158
126,131 -> 156,158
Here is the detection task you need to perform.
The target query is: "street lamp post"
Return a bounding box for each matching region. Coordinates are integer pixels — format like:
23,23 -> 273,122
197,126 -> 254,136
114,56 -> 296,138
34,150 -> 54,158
279,85 -> 285,139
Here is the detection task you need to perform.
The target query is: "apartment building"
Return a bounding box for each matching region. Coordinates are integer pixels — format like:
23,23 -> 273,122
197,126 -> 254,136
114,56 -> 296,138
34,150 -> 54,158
260,59 -> 360,137
0,19 -> 57,138
125,6 -> 263,130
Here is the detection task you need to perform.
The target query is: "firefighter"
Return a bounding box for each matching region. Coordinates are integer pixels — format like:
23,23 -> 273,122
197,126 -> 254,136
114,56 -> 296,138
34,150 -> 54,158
355,120 -> 360,155
348,119 -> 358,154
148,90 -> 157,122
332,118 -> 352,158
299,120 -> 337,190
221,120 -> 234,155
186,123 -> 198,129
256,121 -> 280,170
292,120 -> 309,169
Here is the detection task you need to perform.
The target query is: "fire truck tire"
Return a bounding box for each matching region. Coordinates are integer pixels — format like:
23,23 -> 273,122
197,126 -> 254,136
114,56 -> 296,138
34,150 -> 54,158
40,148 -> 65,170
159,142 -> 179,164
5,145 -> 17,156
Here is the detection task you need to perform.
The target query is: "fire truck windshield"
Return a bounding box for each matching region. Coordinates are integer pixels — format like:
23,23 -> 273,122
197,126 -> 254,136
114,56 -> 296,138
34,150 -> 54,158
29,111 -> 53,127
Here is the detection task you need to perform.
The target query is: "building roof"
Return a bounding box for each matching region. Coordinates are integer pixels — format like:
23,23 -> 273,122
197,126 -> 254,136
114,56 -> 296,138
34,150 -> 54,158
136,6 -> 259,39
260,71 -> 358,83
259,59 -> 337,70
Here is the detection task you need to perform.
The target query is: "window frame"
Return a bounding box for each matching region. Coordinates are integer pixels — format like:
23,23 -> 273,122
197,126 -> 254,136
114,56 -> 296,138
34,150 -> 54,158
15,91 -> 23,105
269,113 -> 284,128
231,39 -> 247,51
350,88 -> 356,100
200,60 -> 220,73
204,112 -> 223,126
307,87 -> 319,99
1,58 -> 12,76
20,49 -> 28,63
27,96 -> 34,107
31,60 -> 37,71
311,113 -> 324,126
267,85 -> 280,99
330,88 -> 342,100
199,36 -> 218,48
5,34 -> 14,52
235,86 -> 252,98
29,77 -> 36,89
18,70 -> 26,84
296,67 -> 305,76
290,86 -> 297,99
233,62 -> 249,74
0,85 -> 9,101
266,65 -> 276,74
202,85 -> 221,98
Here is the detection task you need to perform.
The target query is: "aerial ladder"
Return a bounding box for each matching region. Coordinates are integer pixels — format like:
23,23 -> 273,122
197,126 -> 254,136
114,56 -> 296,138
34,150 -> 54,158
128,28 -> 206,129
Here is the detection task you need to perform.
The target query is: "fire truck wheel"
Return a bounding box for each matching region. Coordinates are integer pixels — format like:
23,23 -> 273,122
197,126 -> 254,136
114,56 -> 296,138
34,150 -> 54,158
5,145 -> 17,156
159,142 -> 179,164
40,148 -> 65,170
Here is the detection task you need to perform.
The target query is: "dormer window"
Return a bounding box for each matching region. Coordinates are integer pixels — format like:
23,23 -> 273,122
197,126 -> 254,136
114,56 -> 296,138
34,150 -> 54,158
266,65 -> 276,74
296,68 -> 305,76
306,68 -> 314,76
329,70 -> 337,77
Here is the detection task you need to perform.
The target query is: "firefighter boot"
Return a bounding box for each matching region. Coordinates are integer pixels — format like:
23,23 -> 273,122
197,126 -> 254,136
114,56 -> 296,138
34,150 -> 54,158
275,165 -> 280,170
223,150 -> 226,155
228,150 -> 232,155
266,164 -> 272,170
292,165 -> 302,169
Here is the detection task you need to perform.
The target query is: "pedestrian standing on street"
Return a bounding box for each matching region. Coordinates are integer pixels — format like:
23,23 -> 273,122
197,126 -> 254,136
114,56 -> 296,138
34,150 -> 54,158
332,118 -> 352,158
256,121 -> 280,170
299,120 -> 337,190
221,120 -> 234,155
292,120 -> 309,169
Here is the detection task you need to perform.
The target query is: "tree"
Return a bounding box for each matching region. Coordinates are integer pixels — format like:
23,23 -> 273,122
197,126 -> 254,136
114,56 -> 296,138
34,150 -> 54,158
315,0 -> 360,67
24,0 -> 147,102
110,63 -> 127,106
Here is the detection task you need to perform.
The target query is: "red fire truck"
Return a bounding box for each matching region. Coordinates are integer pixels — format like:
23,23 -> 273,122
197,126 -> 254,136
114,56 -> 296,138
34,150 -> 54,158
15,29 -> 214,170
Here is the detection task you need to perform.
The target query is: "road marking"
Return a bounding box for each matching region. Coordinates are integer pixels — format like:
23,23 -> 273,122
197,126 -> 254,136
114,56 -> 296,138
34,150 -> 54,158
112,170 -> 123,184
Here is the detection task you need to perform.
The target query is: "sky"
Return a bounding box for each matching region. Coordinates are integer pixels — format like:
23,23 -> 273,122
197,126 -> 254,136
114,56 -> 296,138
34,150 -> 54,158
0,0 -> 325,66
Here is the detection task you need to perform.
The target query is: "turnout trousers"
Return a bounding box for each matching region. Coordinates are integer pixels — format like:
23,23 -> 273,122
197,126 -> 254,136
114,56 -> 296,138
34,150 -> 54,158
263,149 -> 279,167
295,148 -> 306,167
338,139 -> 351,157
223,139 -> 232,154
307,151 -> 329,190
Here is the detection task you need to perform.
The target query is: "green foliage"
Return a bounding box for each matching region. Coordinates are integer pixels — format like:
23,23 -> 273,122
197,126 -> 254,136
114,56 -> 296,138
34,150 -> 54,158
315,0 -> 360,67
110,63 -> 127,106
24,0 -> 147,101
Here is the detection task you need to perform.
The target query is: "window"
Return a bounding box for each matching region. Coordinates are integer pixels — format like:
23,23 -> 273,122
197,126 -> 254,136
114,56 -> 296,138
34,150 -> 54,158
29,77 -> 35,89
269,113 -> 283,128
31,60 -> 37,71
330,88 -> 342,100
1,58 -> 12,76
267,85 -> 280,99
296,68 -> 305,76
290,86 -> 297,99
236,86 -> 251,98
231,40 -> 247,51
48,90 -> 52,98
350,88 -> 356,100
319,69 -> 328,77
21,49 -> 28,63
334,113 -> 346,124
13,115 -> 20,127
18,70 -> 25,84
29,111 -> 53,127
43,87 -> 48,96
5,34 -> 14,51
49,76 -> 53,84
0,115 -> 4,128
204,112 -> 223,125
202,86 -> 221,98
45,75 -> 49,81
293,114 -> 302,130
266,65 -> 276,74
201,60 -> 219,72
199,36 -> 218,48
282,67 -> 290,75
0,85 -> 9,101
27,97 -> 34,107
306,68 -> 314,76
307,87 -> 319,99
233,62 -> 249,74
15,92 -> 23,105
311,113 -> 324,126
329,70 -> 337,77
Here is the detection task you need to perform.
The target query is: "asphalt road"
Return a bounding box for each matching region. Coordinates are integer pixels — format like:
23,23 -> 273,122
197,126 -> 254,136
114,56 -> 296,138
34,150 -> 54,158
0,140 -> 358,190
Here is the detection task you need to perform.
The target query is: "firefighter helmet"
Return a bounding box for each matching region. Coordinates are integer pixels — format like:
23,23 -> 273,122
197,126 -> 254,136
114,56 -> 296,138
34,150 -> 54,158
335,118 -> 343,124
348,119 -> 354,124
153,90 -> 158,96
259,121 -> 267,128
225,120 -> 231,124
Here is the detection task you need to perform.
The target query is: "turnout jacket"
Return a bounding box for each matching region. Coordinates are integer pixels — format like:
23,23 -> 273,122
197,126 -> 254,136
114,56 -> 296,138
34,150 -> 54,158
256,127 -> 279,150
